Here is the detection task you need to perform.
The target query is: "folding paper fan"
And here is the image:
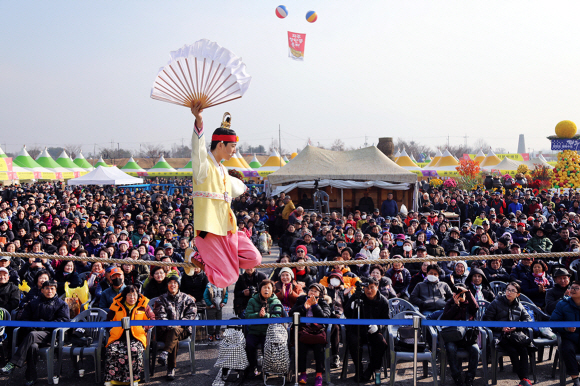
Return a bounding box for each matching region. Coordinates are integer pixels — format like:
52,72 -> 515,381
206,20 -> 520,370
151,39 -> 251,109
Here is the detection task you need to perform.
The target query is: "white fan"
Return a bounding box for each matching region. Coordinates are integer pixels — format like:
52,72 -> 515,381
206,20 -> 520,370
150,39 -> 252,109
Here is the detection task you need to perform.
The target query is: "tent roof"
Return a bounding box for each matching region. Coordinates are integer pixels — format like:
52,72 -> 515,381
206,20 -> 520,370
36,148 -> 68,170
149,155 -> 177,172
480,149 -> 502,167
56,151 -> 86,171
73,151 -> 94,170
261,150 -> 284,168
290,152 -> 298,159
67,166 -> 143,185
482,157 -> 522,171
268,145 -> 417,185
249,154 -> 262,169
236,151 -> 251,169
522,157 -> 553,170
0,145 -> 6,158
396,149 -> 419,167
122,157 -> 146,172
282,155 -> 290,163
474,149 -> 486,163
426,149 -> 442,168
94,156 -> 109,168
222,156 -> 247,169
434,150 -> 459,167
14,146 -> 44,169
177,159 -> 192,171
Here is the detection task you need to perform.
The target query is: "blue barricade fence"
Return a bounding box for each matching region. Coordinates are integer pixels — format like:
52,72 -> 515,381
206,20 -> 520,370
1,318 -> 579,329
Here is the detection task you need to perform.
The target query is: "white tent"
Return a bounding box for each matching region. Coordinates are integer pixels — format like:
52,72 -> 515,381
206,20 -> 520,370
67,166 -> 144,186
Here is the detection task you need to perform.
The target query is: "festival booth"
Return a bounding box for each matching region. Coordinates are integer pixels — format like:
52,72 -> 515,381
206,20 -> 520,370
73,151 -> 95,171
267,145 -> 417,214
121,157 -> 148,176
67,166 -> 144,186
176,159 -> 193,176
290,152 -> 298,160
474,149 -> 486,164
36,148 -> 76,179
425,149 -> 442,168
395,149 -> 423,176
13,146 -> 56,180
56,151 -> 88,177
258,150 -> 284,177
93,156 -> 109,168
249,154 -> 262,169
482,157 -> 522,176
480,149 -> 502,168
146,156 -> 178,177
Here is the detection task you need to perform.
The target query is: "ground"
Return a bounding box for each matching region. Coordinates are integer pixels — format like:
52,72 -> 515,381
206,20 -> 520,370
0,247 -> 566,385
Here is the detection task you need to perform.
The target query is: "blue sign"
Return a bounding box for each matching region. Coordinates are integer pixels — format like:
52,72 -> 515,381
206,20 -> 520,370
551,139 -> 580,151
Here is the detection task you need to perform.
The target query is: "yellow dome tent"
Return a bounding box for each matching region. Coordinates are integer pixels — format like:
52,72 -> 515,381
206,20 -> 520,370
426,149 -> 442,168
474,149 -> 486,164
480,149 -> 502,168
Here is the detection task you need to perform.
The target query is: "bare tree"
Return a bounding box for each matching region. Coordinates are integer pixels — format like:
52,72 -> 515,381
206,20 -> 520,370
139,143 -> 165,159
393,139 -> 433,160
27,146 -> 41,159
473,138 -> 490,152
330,139 -> 345,151
494,147 -> 507,154
171,143 -> 191,158
64,144 -> 82,159
268,139 -> 286,155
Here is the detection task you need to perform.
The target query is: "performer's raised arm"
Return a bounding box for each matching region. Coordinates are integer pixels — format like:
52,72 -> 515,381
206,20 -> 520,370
191,102 -> 209,185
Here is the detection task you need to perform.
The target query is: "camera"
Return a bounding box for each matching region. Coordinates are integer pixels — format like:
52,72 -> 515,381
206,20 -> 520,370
248,286 -> 257,296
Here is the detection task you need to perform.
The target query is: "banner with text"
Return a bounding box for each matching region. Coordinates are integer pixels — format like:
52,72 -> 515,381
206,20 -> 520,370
463,153 -> 529,161
288,31 -> 306,61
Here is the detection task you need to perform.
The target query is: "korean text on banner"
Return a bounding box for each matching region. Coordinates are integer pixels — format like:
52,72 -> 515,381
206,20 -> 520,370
288,31 -> 306,61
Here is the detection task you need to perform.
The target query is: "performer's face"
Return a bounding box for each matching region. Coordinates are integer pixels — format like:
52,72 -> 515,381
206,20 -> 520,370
217,142 -> 237,161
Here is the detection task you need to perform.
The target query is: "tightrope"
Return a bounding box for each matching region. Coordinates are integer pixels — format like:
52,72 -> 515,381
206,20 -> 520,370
0,251 -> 578,270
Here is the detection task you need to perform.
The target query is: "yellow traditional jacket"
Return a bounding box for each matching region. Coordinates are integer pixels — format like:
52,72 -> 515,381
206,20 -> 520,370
191,122 -> 246,237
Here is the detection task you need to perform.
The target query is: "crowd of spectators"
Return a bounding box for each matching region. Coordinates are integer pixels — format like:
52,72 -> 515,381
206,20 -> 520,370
0,182 -> 580,386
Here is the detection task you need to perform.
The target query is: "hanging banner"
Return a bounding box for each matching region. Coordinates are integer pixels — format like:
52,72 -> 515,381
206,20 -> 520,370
288,31 -> 306,61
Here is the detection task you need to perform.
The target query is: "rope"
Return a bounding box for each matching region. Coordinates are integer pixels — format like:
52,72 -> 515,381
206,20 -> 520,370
1,250 -> 578,270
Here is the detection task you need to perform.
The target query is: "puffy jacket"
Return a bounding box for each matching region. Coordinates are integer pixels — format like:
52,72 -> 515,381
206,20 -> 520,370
153,291 -> 197,334
482,294 -> 531,334
441,237 -> 466,253
0,282 -> 21,312
526,236 -> 553,253
99,284 -> 126,311
106,293 -> 154,347
410,280 -> 453,312
245,293 -> 282,336
545,284 -> 569,314
20,294 -> 70,325
465,267 -> 495,302
519,272 -> 554,307
320,267 -> 361,294
180,271 -> 208,303
289,295 -> 331,322
550,296 -> 580,345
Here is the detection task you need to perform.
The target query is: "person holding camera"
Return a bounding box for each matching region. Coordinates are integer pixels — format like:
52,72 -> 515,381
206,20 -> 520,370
290,283 -> 331,386
441,284 -> 480,386
482,282 -> 533,386
344,277 -> 390,382
233,267 -> 267,317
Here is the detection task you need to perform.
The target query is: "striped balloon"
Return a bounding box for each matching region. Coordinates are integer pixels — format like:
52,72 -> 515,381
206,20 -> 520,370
275,5 -> 288,19
305,10 -> 317,23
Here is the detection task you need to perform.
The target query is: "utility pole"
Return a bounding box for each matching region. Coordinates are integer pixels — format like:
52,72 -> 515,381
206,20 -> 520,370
279,124 -> 282,168
93,143 -> 96,166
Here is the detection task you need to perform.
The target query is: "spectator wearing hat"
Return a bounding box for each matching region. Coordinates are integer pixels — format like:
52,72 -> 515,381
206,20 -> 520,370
545,268 -> 572,314
0,280 -> 69,385
344,276 -> 390,382
279,223 -> 299,255
447,199 -> 461,218
350,253 -> 370,277
274,267 -> 303,313
233,267 -> 267,317
0,266 -> 20,313
442,227 -> 466,253
459,223 -> 474,243
526,226 -> 553,253
390,234 -> 406,256
389,217 -> 405,235
512,222 -> 531,249
204,281 -> 228,341
449,260 -> 469,288
426,234 -> 445,257
99,267 -> 126,312
291,282 -> 332,386
153,275 -> 197,379
163,242 -> 183,264
0,256 -> 19,285
292,230 -> 319,258
292,256 -> 316,288
319,256 -> 360,294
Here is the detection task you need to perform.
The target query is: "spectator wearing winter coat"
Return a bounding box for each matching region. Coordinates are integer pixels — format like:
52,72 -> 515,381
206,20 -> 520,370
0,267 -> 20,313
344,277 -> 390,382
369,265 -> 397,299
408,260 -> 431,294
526,227 -> 553,253
0,280 -> 69,384
380,193 -> 398,218
385,259 -> 412,299
545,268 -> 572,314
143,266 -> 169,300
426,234 -> 445,257
181,267 -> 209,306
465,267 -> 495,302
441,227 -> 466,253
519,259 -> 554,308
53,260 -> 83,296
244,280 -> 282,379
0,256 -> 19,285
274,267 -> 304,311
512,222 -> 531,249
483,282 -> 533,385
510,256 -> 534,283
447,261 -> 469,290
549,280 -> 580,385
99,267 -> 126,312
552,228 -> 572,252
278,223 -> 299,255
410,264 -> 454,316
153,276 -> 197,380
204,282 -> 228,341
233,267 -> 267,317
18,257 -> 55,287
292,256 -> 316,288
483,258 -> 511,283
290,283 -> 332,385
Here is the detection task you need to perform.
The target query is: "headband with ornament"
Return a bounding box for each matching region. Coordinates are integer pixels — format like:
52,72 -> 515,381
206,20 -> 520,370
212,112 -> 239,143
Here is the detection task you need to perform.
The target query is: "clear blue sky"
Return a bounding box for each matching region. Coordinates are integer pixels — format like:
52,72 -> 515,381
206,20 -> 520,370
1,1 -> 579,156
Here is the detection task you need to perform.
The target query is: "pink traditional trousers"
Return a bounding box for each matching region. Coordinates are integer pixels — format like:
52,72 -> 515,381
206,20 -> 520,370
195,231 -> 262,288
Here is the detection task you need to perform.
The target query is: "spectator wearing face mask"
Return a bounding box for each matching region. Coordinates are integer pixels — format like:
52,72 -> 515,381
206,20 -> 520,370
410,264 -> 454,316
385,258 -> 412,299
99,267 -> 126,312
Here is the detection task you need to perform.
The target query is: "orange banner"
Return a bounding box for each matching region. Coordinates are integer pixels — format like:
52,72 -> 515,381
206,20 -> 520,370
288,31 -> 306,61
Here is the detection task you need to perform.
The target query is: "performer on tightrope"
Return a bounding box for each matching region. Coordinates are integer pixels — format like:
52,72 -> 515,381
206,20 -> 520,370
185,102 -> 262,287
